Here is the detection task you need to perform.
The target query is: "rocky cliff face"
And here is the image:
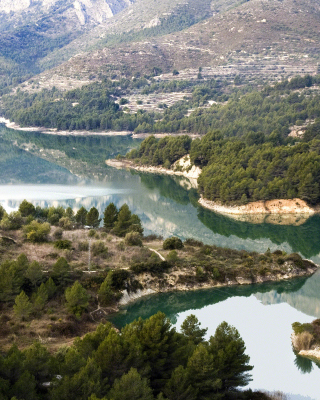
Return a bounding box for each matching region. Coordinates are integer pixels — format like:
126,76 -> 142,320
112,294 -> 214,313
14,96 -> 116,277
0,0 -> 135,30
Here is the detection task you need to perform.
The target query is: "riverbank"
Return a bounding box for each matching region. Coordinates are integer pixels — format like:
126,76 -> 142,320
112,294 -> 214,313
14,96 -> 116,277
0,118 -> 200,139
106,157 -> 201,187
118,255 -> 318,306
199,196 -> 318,218
1,218 -> 318,351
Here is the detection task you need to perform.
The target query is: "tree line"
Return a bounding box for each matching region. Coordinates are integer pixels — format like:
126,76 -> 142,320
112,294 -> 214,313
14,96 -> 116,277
0,311 -> 268,400
4,73 -> 320,136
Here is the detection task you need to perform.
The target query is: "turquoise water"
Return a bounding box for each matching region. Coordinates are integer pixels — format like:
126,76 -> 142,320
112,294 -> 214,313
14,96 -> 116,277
1,125 -> 320,399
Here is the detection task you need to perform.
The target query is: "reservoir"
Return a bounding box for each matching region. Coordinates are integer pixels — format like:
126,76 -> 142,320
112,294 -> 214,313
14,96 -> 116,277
0,124 -> 319,399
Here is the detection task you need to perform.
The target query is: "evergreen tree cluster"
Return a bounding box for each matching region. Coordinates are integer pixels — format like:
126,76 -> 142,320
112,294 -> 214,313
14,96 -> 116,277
103,202 -> 143,237
130,130 -> 320,205
0,312 -> 261,400
127,135 -> 192,168
196,136 -> 320,205
4,73 -> 320,138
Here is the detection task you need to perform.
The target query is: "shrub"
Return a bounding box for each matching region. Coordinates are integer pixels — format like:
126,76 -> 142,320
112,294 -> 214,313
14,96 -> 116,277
0,212 -> 23,230
196,266 -> 207,282
293,331 -> 314,352
91,241 -> 108,257
184,238 -> 203,247
53,228 -> 63,239
88,229 -> 96,237
130,260 -> 171,275
163,237 -> 183,250
23,221 -> 51,242
58,217 -> 73,230
54,240 -> 72,250
78,241 -> 89,251
125,232 -> 143,246
143,234 -> 163,242
167,250 -> 178,263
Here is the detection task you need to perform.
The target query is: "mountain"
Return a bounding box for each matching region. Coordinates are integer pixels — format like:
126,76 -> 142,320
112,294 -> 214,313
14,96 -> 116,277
0,0 -> 136,92
0,0 -> 134,31
27,0 -> 320,91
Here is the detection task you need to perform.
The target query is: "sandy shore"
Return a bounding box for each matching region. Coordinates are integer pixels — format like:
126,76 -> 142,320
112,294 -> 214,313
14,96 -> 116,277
198,197 -> 317,216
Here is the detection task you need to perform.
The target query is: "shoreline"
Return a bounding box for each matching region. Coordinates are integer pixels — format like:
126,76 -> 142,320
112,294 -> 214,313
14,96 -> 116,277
105,158 -> 201,187
198,196 -> 318,216
106,158 -> 319,220
116,261 -> 319,307
0,118 -> 200,139
291,333 -> 320,362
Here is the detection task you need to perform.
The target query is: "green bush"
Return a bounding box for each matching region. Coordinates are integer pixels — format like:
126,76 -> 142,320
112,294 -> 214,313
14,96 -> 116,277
184,238 -> 203,247
130,260 -> 171,275
78,241 -> 89,251
23,221 -> 51,243
88,229 -> 96,237
53,228 -> 63,239
163,237 -> 183,250
91,241 -> 108,257
54,240 -> 72,250
124,232 -> 143,246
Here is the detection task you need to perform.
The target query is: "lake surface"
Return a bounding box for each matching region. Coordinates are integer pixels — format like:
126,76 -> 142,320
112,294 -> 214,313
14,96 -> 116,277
0,124 -> 319,399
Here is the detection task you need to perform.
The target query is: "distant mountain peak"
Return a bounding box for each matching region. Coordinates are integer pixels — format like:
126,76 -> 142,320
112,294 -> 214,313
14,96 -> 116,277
0,0 -> 136,27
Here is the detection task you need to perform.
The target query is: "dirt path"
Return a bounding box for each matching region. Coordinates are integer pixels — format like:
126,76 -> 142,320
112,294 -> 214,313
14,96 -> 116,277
149,248 -> 165,261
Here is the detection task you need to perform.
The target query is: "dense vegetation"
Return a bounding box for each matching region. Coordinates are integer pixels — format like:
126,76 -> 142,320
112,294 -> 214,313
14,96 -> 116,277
196,136 -> 320,205
127,130 -> 320,205
127,135 -> 192,168
0,311 -> 266,400
0,76 -> 229,131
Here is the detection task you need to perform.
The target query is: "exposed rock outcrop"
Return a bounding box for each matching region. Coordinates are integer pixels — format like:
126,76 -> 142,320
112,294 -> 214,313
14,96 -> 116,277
106,156 -> 201,188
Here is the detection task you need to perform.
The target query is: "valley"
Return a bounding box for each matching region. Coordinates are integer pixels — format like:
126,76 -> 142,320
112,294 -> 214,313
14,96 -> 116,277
1,0 -> 320,398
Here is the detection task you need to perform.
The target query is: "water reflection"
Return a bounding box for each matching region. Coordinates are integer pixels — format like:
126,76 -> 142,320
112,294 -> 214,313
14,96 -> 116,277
294,354 -> 317,374
2,124 -> 320,261
109,273 -> 320,399
198,207 -> 320,260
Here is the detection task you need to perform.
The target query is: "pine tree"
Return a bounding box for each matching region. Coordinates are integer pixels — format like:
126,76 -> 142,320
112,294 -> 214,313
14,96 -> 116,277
112,204 -> 132,237
13,291 -> 33,321
33,283 -> 48,312
103,203 -> 118,232
65,281 -> 89,318
75,207 -> 88,226
181,314 -> 207,345
108,368 -> 154,400
86,207 -> 101,228
45,277 -> 57,299
209,321 -> 253,392
25,261 -> 43,289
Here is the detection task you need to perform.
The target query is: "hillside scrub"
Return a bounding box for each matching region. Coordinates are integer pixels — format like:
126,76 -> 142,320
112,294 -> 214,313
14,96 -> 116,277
0,203 -> 317,352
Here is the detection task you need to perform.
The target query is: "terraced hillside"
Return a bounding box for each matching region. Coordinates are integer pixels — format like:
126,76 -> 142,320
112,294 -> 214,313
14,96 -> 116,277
25,0 -> 320,93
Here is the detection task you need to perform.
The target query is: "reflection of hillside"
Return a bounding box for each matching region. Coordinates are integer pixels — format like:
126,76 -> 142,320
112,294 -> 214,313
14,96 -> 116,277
139,173 -> 199,206
3,127 -> 141,164
198,207 -> 320,259
0,137 -> 78,184
109,277 -> 308,328
254,270 -> 320,319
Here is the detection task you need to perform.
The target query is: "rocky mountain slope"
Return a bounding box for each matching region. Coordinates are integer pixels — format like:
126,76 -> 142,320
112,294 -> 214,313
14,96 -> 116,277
0,0 -> 134,30
29,0 -> 320,91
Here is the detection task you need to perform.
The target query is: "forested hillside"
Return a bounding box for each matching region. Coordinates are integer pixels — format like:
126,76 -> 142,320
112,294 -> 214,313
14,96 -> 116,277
3,74 -> 320,136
